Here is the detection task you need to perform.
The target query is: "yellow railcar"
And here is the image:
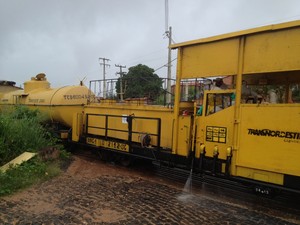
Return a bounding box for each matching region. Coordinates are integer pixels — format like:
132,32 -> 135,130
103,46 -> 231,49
0,73 -> 90,130
170,20 -> 300,193
1,20 -> 300,194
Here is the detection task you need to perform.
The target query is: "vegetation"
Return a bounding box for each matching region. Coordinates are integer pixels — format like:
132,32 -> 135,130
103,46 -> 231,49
116,64 -> 163,100
0,106 -> 70,196
0,158 -> 62,196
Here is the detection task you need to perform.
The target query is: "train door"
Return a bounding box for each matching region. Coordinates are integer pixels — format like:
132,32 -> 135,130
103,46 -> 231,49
195,89 -> 236,175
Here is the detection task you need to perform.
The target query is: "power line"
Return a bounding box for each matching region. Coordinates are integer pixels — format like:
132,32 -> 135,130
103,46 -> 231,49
154,58 -> 177,72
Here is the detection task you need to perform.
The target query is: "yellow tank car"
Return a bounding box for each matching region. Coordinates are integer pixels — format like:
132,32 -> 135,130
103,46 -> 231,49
0,73 -> 91,128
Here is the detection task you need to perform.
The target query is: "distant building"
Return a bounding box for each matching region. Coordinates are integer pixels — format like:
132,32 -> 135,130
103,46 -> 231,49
0,80 -> 22,94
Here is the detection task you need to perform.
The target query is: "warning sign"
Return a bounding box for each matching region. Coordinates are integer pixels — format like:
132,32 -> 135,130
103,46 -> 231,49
206,126 -> 227,143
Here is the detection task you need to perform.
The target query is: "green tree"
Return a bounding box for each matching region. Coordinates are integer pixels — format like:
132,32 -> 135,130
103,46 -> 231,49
116,64 -> 162,100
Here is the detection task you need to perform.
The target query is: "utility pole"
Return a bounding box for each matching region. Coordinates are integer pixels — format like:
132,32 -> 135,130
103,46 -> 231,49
99,57 -> 110,98
165,0 -> 172,104
166,26 -> 172,104
115,64 -> 126,101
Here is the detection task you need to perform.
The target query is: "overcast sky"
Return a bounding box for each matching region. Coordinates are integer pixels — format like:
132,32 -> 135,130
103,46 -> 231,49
1,0 -> 300,88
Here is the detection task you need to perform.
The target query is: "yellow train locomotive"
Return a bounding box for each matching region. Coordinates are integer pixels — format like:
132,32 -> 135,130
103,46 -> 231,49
1,20 -> 300,194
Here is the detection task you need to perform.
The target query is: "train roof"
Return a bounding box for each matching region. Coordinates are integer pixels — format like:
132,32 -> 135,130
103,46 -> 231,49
171,20 -> 300,49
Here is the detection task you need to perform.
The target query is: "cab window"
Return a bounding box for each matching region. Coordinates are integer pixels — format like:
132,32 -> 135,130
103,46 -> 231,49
206,92 -> 235,116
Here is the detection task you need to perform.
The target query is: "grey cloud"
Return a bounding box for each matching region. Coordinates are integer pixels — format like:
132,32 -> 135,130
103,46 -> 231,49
1,0 -> 300,87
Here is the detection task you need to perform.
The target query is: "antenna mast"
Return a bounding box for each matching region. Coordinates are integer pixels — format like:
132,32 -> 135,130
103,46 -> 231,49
165,0 -> 169,33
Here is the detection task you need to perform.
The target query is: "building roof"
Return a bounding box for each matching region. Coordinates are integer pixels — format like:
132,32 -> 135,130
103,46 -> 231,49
0,80 -> 16,86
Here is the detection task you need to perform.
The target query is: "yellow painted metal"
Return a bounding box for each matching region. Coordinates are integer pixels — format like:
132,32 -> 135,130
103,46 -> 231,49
24,75 -> 50,93
231,37 -> 245,176
171,20 -> 300,79
172,47 -> 183,154
236,167 -> 283,185
0,90 -> 24,105
171,20 -> 300,49
179,38 -> 239,78
237,104 -> 300,177
72,113 -> 83,142
190,101 -> 198,154
0,152 -> 36,172
244,26 -> 300,73
83,102 -> 191,155
176,115 -> 192,156
84,104 -> 174,149
221,163 -> 226,173
196,90 -> 235,160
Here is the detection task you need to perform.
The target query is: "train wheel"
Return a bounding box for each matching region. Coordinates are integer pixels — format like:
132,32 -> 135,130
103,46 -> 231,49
120,156 -> 132,167
97,150 -> 109,162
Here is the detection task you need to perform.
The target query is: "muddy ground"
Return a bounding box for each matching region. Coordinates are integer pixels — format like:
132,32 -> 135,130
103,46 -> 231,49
0,156 -> 300,225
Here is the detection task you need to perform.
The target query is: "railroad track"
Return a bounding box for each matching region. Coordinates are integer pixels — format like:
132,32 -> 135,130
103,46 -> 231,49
72,147 -> 300,211
152,162 -> 300,212
152,162 -> 252,194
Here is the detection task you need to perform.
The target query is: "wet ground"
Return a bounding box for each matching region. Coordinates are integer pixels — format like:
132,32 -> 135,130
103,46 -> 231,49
0,156 -> 300,224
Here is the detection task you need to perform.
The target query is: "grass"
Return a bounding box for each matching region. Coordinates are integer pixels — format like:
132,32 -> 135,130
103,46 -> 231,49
0,158 -> 59,196
0,105 -> 70,196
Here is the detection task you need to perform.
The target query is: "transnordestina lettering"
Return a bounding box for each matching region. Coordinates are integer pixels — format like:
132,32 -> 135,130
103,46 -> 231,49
248,128 -> 300,140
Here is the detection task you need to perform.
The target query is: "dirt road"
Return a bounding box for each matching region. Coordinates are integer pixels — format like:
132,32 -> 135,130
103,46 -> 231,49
0,156 -> 299,224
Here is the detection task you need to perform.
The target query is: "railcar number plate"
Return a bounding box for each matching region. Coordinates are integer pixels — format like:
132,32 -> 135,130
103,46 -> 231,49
86,137 -> 129,152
